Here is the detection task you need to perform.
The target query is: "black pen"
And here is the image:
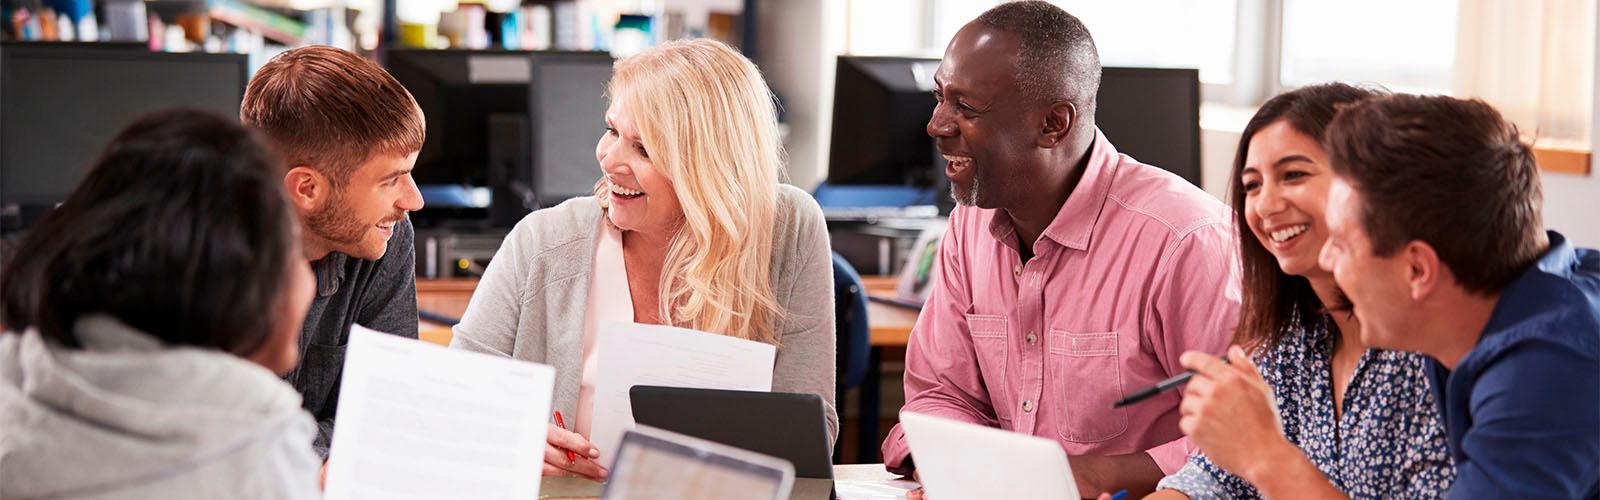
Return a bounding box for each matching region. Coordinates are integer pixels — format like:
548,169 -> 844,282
1112,355 -> 1229,408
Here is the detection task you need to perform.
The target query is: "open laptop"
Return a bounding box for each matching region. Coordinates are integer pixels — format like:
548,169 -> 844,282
630,386 -> 835,479
898,411 -> 1080,499
601,424 -> 795,500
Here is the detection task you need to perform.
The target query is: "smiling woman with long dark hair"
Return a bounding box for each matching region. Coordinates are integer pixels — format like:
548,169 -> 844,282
0,109 -> 319,499
1148,84 -> 1457,499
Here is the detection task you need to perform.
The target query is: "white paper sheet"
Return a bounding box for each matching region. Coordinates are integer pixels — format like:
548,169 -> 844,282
589,321 -> 777,460
833,464 -> 920,500
324,325 -> 556,500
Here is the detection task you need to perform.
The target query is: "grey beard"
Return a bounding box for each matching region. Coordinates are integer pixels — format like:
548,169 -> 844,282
950,172 -> 981,207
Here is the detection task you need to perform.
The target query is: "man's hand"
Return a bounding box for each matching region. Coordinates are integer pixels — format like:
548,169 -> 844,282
906,469 -> 924,499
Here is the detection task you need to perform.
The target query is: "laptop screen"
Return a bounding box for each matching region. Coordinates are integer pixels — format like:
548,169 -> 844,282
602,425 -> 794,500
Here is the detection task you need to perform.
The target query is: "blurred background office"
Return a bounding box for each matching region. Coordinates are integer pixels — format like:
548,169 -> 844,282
1,0 -> 1595,464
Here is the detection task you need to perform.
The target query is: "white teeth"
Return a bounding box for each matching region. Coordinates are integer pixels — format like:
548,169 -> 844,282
610,184 -> 642,196
1271,224 -> 1309,243
943,155 -> 972,169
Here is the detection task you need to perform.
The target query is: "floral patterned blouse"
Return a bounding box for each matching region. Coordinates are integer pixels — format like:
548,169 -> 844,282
1157,313 -> 1456,499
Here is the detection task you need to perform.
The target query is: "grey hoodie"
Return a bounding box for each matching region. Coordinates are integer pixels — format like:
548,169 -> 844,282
0,316 -> 320,499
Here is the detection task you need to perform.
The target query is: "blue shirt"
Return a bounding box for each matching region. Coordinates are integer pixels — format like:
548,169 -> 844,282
1427,231 -> 1600,499
1158,312 -> 1456,499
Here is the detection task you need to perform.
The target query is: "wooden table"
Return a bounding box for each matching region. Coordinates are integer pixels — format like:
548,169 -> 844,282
860,276 -> 918,347
540,463 -> 916,500
416,278 -> 475,346
417,276 -> 920,348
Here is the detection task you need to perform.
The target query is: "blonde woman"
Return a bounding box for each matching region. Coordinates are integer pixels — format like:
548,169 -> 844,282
449,39 -> 837,481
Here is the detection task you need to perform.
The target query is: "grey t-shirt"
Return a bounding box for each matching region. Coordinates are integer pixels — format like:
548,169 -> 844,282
284,217 -> 419,458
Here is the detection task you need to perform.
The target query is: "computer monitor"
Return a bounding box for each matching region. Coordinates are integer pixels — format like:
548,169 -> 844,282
1096,67 -> 1202,187
0,43 -> 247,227
386,49 -> 535,227
827,56 -> 941,188
823,61 -> 1202,191
528,51 -> 614,208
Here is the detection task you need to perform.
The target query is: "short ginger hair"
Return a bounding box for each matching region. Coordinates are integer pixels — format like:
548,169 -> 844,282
240,45 -> 424,186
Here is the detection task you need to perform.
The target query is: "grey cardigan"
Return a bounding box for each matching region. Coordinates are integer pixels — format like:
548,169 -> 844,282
450,184 -> 838,444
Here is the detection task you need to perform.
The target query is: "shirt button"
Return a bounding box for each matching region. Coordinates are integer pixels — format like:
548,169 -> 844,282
1026,331 -> 1038,344
1022,400 -> 1034,412
1013,264 -> 1022,278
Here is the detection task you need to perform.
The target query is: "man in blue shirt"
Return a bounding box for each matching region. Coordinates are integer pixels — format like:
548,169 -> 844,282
1319,94 -> 1599,498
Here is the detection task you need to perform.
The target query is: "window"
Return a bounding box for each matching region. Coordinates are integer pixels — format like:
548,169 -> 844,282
1280,0 -> 1459,93
929,0 -> 1000,55
845,0 -> 929,56
1052,0 -> 1239,85
862,0 -> 1239,87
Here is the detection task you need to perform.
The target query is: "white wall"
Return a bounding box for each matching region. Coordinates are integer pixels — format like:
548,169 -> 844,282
1197,104 -> 1259,201
1538,8 -> 1600,248
756,0 -> 846,190
1541,171 -> 1600,248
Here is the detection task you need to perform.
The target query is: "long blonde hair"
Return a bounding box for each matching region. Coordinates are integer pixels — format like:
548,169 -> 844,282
601,39 -> 786,344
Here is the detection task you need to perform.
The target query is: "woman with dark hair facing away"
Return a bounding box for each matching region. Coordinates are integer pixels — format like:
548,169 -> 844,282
1139,84 -> 1456,499
0,109 -> 318,499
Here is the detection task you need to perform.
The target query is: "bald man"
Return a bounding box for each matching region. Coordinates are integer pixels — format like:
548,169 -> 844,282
882,2 -> 1238,496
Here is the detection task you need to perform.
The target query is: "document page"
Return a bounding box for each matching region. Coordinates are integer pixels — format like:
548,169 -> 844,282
589,322 -> 777,458
324,325 -> 556,500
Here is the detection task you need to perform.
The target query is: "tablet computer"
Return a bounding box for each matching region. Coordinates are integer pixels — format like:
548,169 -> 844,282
629,386 -> 835,479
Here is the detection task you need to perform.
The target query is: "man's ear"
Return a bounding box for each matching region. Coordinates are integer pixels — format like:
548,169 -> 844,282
1403,240 -> 1442,302
1038,100 -> 1076,148
284,166 -> 328,213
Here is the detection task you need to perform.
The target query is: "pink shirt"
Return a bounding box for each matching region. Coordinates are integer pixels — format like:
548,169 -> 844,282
882,131 -> 1240,475
576,219 -> 631,439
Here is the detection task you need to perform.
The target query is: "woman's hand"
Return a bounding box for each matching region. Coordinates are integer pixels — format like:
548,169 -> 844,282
543,424 -> 608,481
1177,345 -> 1294,484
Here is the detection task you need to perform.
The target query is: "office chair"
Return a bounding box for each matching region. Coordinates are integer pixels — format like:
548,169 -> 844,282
832,251 -> 877,463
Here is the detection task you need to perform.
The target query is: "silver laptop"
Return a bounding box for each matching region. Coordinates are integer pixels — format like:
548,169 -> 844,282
601,424 -> 796,500
898,411 -> 1080,499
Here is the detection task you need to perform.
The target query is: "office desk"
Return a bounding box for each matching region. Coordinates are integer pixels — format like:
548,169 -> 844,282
859,276 -> 918,347
539,463 -> 916,500
416,278 -> 475,346
417,277 -> 922,348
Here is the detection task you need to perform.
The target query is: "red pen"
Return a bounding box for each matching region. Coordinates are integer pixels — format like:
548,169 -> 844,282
554,411 -> 576,462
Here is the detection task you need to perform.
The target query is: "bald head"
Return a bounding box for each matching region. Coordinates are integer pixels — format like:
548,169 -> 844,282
973,1 -> 1101,113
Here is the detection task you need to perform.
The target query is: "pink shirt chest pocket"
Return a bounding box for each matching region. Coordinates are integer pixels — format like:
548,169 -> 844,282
964,313 -> 1014,423
1048,329 -> 1129,443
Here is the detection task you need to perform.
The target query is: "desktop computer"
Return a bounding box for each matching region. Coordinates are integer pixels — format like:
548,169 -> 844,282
824,58 -> 1202,274
387,49 -> 613,229
0,43 -> 248,234
387,48 -> 536,228
825,59 -> 1202,196
528,51 -> 614,208
390,49 -> 612,279
1097,67 -> 1202,186
828,56 -> 943,190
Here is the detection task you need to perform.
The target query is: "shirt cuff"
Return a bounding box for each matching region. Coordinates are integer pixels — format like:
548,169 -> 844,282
882,424 -> 913,475
1146,435 -> 1197,475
